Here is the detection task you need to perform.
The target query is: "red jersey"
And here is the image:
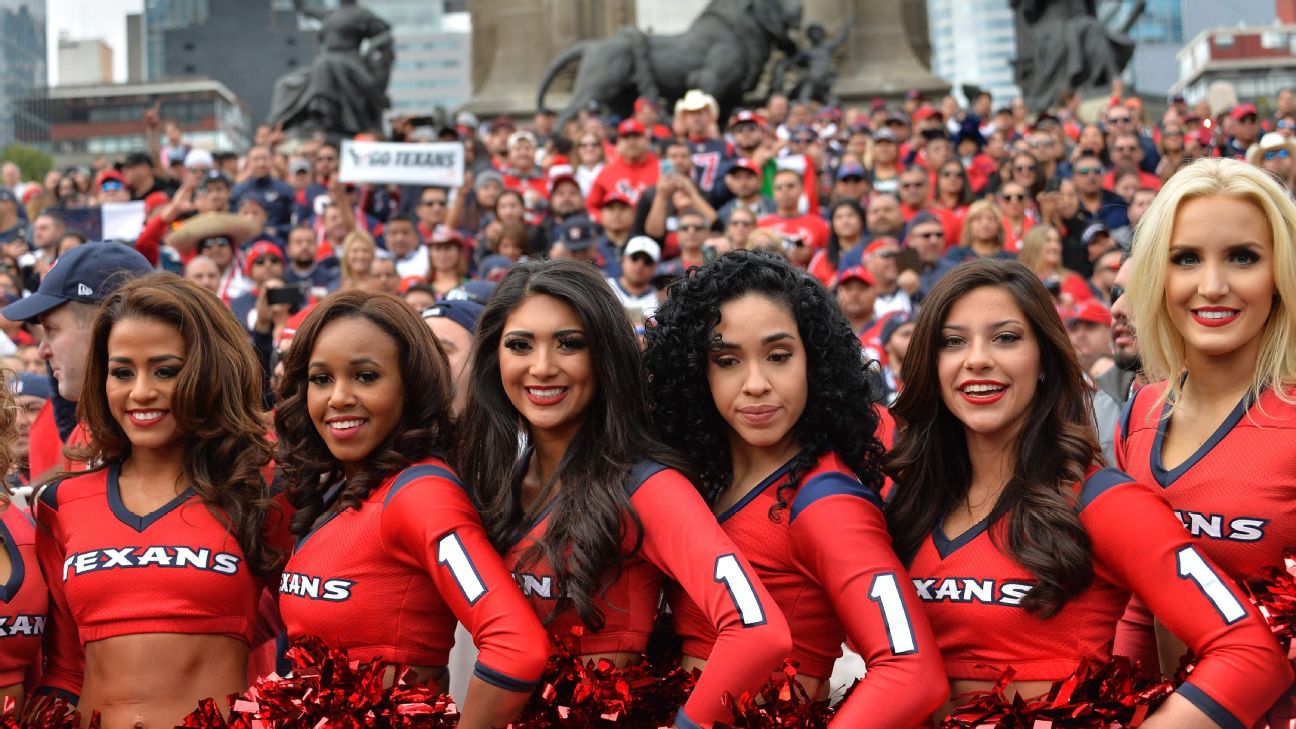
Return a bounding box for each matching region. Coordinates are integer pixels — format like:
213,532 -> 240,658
907,467 -> 1289,728
506,460 -> 791,729
668,451 -> 946,726
1115,383 -> 1296,581
34,464 -> 282,697
757,212 -> 830,250
0,505 -> 46,688
585,155 -> 659,217
280,459 -> 548,690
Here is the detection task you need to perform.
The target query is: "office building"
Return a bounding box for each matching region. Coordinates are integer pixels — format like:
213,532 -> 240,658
928,0 -> 1019,104
22,78 -> 251,168
58,38 -> 113,86
0,0 -> 48,148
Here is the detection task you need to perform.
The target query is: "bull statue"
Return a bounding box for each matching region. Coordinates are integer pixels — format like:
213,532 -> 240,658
537,0 -> 803,127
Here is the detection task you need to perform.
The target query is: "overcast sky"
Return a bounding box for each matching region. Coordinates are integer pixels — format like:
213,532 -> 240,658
47,0 -> 144,85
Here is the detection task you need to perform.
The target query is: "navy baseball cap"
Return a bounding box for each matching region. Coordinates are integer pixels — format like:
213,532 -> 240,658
558,219 -> 596,252
422,299 -> 486,336
10,371 -> 51,401
2,242 -> 152,322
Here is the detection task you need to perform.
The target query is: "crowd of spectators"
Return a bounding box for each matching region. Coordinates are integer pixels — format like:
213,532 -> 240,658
2,82 -> 1293,484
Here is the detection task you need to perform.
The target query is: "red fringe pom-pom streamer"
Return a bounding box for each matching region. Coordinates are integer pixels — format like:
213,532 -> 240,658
718,661 -> 836,729
940,657 -> 1175,729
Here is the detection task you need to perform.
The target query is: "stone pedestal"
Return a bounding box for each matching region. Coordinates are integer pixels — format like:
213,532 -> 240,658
806,0 -> 948,103
463,0 -> 635,117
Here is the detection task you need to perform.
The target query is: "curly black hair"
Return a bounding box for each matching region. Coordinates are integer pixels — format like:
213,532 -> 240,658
643,250 -> 885,513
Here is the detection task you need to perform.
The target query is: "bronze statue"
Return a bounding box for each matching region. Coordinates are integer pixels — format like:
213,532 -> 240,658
1011,0 -> 1145,111
536,0 -> 803,127
771,20 -> 853,107
270,0 -> 395,136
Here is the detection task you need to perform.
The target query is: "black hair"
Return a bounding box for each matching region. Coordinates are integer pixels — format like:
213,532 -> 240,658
456,259 -> 687,630
643,250 -> 885,513
275,291 -> 455,537
826,199 -> 864,267
884,260 -> 1099,617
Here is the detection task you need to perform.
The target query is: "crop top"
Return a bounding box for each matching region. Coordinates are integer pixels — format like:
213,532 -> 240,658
0,505 -> 46,688
280,458 -> 549,691
907,467 -> 1291,729
668,450 -> 946,726
505,460 -> 791,729
35,464 -> 280,697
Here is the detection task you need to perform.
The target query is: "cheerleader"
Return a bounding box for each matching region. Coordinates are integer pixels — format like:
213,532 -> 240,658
273,291 -> 549,729
456,259 -> 792,729
34,273 -> 285,727
0,370 -> 45,708
1117,158 -> 1296,719
885,260 -> 1290,728
641,250 -> 948,726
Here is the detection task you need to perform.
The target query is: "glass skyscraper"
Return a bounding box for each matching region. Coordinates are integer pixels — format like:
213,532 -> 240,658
927,0 -> 1020,104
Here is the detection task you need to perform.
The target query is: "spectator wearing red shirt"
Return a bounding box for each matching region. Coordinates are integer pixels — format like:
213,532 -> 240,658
586,119 -> 659,216
1103,132 -> 1162,192
758,168 -> 829,268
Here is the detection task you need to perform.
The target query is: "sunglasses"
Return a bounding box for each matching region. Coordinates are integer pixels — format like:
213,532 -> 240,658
100,181 -> 124,192
678,223 -> 707,232
1014,165 -> 1037,172
793,137 -> 816,144
1239,115 -> 1258,123
840,175 -> 864,183
420,199 -> 448,207
1001,193 -> 1026,202
900,181 -> 926,189
1109,284 -> 1125,302
254,256 -> 282,265
1106,116 -> 1132,123
1113,146 -> 1139,153
729,219 -> 754,226
1076,166 -> 1103,175
201,238 -> 232,249
629,252 -> 655,264
912,231 -> 943,239
872,249 -> 898,258
939,169 -> 963,177
1265,149 -> 1291,161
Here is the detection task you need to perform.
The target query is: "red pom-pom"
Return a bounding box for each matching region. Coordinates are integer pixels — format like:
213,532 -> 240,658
940,657 -> 1174,728
717,661 -> 835,729
2,694 -> 92,729
507,628 -> 696,728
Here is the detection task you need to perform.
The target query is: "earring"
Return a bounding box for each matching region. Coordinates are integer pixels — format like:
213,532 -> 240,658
1039,373 -> 1046,382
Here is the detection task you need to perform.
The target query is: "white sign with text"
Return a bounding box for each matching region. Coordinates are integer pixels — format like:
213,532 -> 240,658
338,140 -> 465,187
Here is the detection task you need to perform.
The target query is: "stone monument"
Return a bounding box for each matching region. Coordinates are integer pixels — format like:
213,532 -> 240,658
270,0 -> 395,136
1011,0 -> 1145,112
463,0 -> 947,118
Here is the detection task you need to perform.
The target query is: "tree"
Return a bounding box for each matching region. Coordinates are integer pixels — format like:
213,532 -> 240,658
1,144 -> 52,183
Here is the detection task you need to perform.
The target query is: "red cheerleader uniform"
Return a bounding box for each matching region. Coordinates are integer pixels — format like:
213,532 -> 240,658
0,505 -> 47,690
34,464 -> 283,699
1115,384 -> 1296,724
279,458 -> 549,691
906,466 -> 1290,729
669,451 -> 947,726
505,459 -> 792,729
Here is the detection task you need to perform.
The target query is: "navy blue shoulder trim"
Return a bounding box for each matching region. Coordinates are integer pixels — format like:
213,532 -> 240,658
1078,467 -> 1136,511
1117,388 -> 1139,442
383,463 -> 461,508
626,459 -> 669,497
1176,681 -> 1244,729
472,661 -> 538,693
789,472 -> 882,523
36,480 -> 62,512
674,707 -> 703,729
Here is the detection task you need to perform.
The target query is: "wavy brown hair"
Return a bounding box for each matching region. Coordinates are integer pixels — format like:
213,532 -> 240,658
75,273 -> 281,574
884,259 -> 1100,617
275,291 -> 454,537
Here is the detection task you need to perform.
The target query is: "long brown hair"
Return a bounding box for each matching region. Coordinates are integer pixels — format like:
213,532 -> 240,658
275,291 -> 455,536
76,273 -> 281,574
884,259 -> 1099,617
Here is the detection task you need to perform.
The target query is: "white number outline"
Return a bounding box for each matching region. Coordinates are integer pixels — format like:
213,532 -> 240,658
713,553 -> 767,627
868,572 -> 918,655
1175,545 -> 1246,625
437,531 -> 487,605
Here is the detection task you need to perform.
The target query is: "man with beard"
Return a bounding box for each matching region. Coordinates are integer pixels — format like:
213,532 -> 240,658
283,224 -> 339,296
1092,256 -> 1142,465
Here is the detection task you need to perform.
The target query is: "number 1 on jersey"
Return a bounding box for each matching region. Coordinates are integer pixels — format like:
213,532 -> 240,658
869,572 -> 918,655
714,554 -> 767,627
1175,545 -> 1246,625
437,532 -> 486,605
